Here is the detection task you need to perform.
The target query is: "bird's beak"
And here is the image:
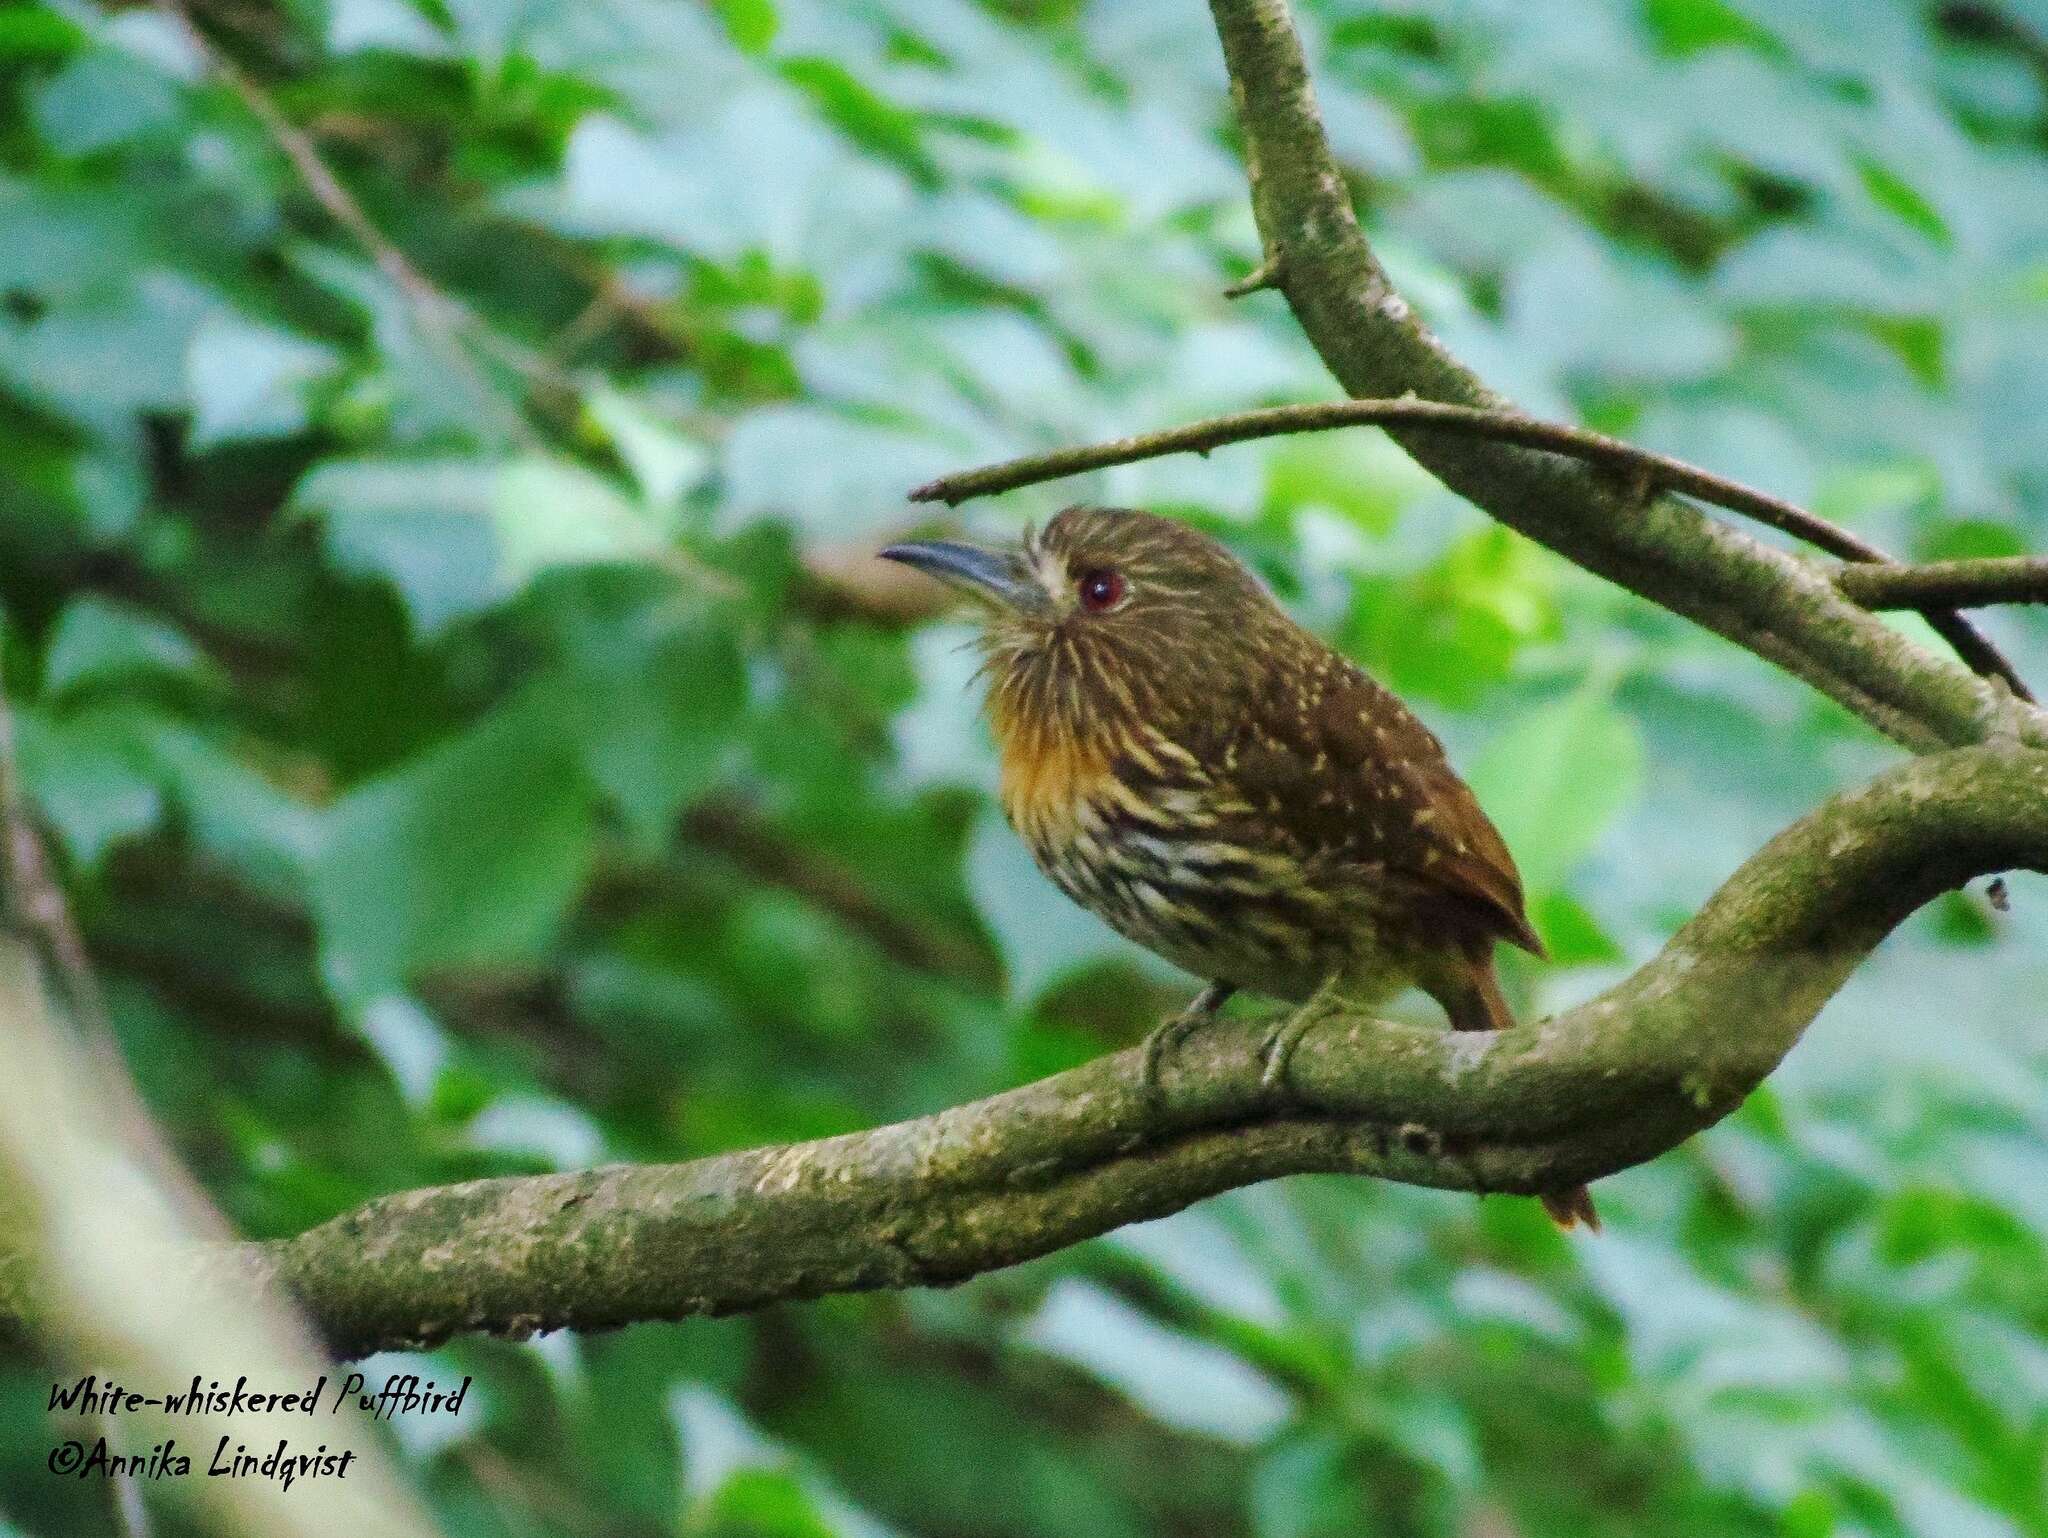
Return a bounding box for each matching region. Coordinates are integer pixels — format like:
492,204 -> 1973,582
877,539 -> 1047,616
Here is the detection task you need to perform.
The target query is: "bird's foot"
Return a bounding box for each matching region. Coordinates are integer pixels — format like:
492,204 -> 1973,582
1257,979 -> 1343,1100
1256,1011 -> 1315,1099
1137,982 -> 1234,1106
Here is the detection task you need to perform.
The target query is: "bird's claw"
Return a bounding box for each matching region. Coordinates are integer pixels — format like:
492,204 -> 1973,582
1256,1012 -> 1313,1100
1136,982 -> 1233,1107
1137,1014 -> 1190,1103
1257,980 -> 1340,1102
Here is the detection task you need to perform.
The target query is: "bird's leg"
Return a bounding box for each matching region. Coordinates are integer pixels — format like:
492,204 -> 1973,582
1137,981 -> 1235,1102
1257,976 -> 1341,1098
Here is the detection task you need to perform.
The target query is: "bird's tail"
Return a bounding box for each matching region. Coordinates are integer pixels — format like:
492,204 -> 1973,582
1451,954 -> 1601,1234
1540,1186 -> 1602,1231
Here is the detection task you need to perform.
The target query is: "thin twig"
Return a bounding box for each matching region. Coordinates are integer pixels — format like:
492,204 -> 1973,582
160,0 -> 752,597
0,646 -> 230,1237
911,402 -> 1855,552
539,242 -> 697,369
0,945 -> 444,1536
909,398 -> 2033,701
1834,556 -> 2048,610
678,799 -> 996,983
156,0 -> 538,446
0,651 -> 118,1061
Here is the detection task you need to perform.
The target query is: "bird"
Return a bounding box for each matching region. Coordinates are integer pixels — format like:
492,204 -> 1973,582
879,505 -> 1598,1231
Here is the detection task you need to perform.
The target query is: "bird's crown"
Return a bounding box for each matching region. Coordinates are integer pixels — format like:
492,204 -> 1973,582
1025,505 -> 1270,620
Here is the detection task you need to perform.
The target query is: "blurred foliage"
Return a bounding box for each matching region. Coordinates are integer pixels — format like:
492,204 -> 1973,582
2,0 -> 2046,1535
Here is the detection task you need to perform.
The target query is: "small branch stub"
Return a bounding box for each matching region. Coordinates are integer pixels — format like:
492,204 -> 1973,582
1224,254 -> 1284,298
1834,556 -> 2048,611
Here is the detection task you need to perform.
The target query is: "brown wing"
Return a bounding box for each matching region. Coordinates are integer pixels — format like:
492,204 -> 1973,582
1386,752 -> 1545,957
1214,647 -> 1543,957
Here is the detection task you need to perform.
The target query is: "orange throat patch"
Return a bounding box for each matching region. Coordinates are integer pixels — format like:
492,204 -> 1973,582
989,704 -> 1111,847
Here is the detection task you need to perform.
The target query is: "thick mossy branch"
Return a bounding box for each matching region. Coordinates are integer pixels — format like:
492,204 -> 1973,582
73,746 -> 2034,1358
1204,0 -> 2037,752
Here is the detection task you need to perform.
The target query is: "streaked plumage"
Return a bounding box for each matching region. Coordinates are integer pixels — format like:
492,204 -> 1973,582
882,506 -> 1597,1230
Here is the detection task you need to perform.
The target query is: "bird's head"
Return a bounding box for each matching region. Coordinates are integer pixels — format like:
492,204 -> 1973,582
880,505 -> 1295,748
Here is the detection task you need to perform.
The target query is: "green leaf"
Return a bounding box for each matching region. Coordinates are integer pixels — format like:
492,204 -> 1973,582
1639,0 -> 1782,56
777,58 -> 932,182
294,458 -> 500,633
1019,1278 -> 1292,1443
1250,1433 -> 1355,1538
42,596 -> 208,698
698,1470 -> 838,1538
1467,685 -> 1645,897
1855,155 -> 1951,248
544,604 -> 748,854
1368,1390 -> 1481,1491
308,688 -> 598,1001
0,177 -> 150,301
30,48 -> 184,157
1530,889 -> 1625,966
1927,889 -> 1997,948
68,451 -> 147,542
1345,529 -> 1561,709
13,705 -> 164,868
185,314 -> 341,448
582,387 -> 710,513
709,0 -> 778,56
1261,430 -> 1418,535
0,7 -> 85,63
148,724 -> 322,902
493,457 -> 667,586
286,243 -> 524,445
1,274 -> 212,422
1914,518 -> 2027,562
669,1385 -> 891,1538
293,455 -> 670,634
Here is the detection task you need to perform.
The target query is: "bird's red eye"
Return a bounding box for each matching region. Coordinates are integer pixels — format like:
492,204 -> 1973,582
1076,569 -> 1125,613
